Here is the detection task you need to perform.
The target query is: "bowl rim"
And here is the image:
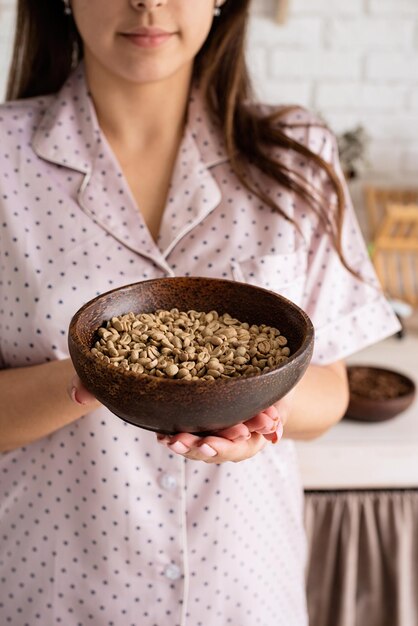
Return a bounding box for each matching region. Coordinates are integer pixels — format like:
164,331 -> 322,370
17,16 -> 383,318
68,276 -> 315,386
347,364 -> 416,402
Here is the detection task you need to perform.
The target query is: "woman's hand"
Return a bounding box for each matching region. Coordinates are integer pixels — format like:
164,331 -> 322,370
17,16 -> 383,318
69,375 -> 294,463
67,374 -> 100,406
156,396 -> 293,464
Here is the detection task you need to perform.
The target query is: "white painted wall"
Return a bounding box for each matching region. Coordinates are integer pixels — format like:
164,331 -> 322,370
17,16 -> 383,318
0,0 -> 14,97
1,0 -> 417,190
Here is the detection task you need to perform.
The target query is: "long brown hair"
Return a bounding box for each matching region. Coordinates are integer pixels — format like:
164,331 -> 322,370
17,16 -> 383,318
7,0 -> 352,275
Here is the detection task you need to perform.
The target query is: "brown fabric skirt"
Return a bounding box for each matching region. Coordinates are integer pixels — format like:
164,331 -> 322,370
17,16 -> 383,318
304,490 -> 418,626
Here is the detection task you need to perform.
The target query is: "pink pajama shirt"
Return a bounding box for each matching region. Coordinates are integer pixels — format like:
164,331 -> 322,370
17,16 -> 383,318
0,66 -> 399,626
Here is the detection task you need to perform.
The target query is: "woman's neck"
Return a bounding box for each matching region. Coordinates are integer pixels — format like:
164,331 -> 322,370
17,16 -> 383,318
84,55 -> 192,152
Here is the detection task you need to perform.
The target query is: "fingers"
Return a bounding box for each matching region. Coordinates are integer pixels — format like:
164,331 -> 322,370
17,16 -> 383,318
68,375 -> 98,405
244,405 -> 279,435
157,432 -> 201,456
157,431 -> 266,463
274,390 -> 296,426
263,419 -> 284,444
214,422 -> 250,441
156,402 -> 287,464
262,405 -> 279,420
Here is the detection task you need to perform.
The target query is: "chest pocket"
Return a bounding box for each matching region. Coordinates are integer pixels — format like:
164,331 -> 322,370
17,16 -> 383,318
231,251 -> 307,307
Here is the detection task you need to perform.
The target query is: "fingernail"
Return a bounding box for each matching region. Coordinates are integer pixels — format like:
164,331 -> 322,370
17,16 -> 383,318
232,433 -> 252,442
271,421 -> 284,444
265,406 -> 279,420
70,386 -> 84,405
169,441 -> 190,455
198,444 -> 217,458
256,418 -> 276,435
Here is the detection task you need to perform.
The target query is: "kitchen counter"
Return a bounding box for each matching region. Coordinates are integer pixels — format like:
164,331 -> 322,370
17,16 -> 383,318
295,332 -> 418,490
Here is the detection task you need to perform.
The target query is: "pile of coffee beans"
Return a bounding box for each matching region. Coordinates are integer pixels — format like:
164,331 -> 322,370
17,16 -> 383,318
348,367 -> 411,400
90,308 -> 291,381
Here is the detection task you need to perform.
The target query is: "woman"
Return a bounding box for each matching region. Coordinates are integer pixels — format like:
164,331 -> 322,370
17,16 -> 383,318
0,1 -> 399,624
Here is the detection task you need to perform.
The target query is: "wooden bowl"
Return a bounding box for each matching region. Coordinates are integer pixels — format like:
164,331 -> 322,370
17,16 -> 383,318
68,277 -> 314,435
344,365 -> 416,423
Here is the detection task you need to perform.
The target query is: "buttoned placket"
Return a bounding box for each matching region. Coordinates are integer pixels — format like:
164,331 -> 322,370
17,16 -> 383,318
151,454 -> 189,622
30,66 -> 231,624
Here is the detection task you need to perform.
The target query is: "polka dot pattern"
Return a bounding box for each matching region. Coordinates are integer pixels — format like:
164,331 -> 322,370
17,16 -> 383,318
0,66 -> 400,625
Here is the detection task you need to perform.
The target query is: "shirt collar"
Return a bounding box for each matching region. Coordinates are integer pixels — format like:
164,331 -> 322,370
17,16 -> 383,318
32,64 -> 98,174
32,64 -> 227,266
32,63 -> 228,173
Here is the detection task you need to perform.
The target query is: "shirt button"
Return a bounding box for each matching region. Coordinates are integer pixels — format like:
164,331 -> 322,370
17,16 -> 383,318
159,473 -> 177,491
164,563 -> 181,581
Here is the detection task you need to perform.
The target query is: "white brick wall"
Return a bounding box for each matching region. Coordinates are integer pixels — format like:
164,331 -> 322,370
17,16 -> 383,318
250,0 -> 418,187
0,0 -> 15,98
0,0 -> 417,188
368,0 -> 418,16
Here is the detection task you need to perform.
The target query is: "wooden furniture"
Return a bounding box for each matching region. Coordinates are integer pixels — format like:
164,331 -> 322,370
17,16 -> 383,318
372,204 -> 418,306
364,186 -> 418,240
364,186 -> 418,306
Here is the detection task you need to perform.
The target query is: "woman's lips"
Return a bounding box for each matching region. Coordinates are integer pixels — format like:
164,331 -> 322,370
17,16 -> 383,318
121,30 -> 174,48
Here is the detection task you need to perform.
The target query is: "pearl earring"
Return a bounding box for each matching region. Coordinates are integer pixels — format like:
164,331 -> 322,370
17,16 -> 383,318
214,3 -> 222,17
62,0 -> 72,16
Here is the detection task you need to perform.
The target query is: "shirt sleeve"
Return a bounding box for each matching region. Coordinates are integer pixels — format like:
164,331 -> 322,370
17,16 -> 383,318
300,127 -> 401,365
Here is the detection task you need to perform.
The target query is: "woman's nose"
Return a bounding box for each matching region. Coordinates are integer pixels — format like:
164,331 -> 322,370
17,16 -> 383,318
130,0 -> 167,10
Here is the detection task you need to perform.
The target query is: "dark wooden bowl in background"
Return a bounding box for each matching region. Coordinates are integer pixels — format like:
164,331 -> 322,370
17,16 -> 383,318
68,277 -> 314,435
344,365 -> 416,423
